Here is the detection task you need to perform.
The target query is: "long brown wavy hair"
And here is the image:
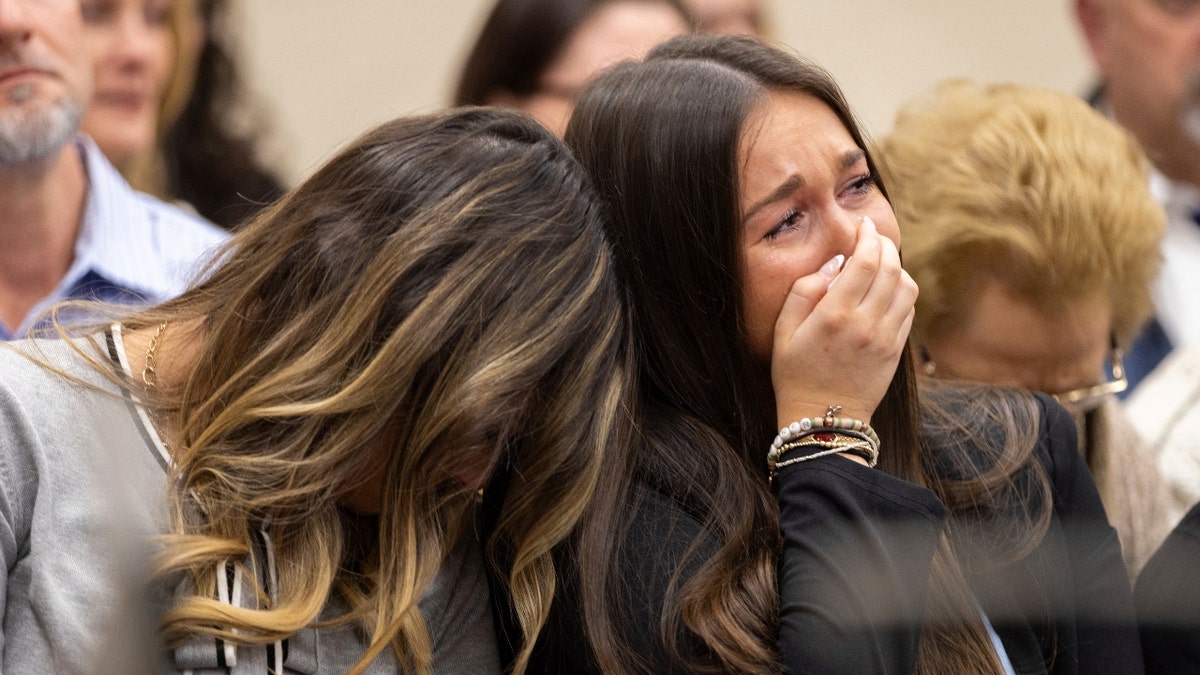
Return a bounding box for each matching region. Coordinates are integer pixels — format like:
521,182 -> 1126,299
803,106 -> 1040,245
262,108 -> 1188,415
99,108 -> 630,673
566,35 -> 1050,673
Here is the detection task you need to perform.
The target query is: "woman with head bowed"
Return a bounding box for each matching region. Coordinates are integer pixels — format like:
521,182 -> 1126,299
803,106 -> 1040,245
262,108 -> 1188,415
0,107 -> 629,674
873,79 -> 1172,576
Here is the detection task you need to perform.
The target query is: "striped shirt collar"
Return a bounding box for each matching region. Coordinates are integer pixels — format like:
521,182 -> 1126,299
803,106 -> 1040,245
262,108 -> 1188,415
73,136 -> 176,297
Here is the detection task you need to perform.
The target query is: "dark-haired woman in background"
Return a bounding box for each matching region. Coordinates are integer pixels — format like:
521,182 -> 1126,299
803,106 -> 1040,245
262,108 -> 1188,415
454,0 -> 690,136
494,35 -> 1141,674
160,0 -> 286,228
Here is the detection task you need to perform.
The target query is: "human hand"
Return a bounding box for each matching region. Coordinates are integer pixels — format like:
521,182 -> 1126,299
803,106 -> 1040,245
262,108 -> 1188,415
770,216 -> 918,428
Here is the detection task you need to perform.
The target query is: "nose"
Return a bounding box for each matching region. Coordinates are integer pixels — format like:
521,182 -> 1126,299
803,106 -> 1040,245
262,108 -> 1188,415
111,10 -> 158,72
0,1 -> 32,48
826,208 -> 860,255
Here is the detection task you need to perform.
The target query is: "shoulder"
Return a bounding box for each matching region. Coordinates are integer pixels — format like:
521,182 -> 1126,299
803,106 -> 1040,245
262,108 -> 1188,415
1027,392 -> 1098,505
78,137 -> 231,302
1140,502 -> 1200,582
422,528 -> 501,673
1136,504 -> 1200,674
0,337 -> 129,477
1126,345 -> 1200,433
0,335 -> 132,479
1126,346 -> 1200,514
1029,392 -> 1075,463
920,382 -> 1045,478
620,483 -> 711,576
921,383 -> 1081,472
0,337 -> 118,404
131,192 -> 230,292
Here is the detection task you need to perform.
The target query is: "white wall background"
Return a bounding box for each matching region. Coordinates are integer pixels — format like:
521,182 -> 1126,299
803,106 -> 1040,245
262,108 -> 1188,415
232,1 -> 1095,185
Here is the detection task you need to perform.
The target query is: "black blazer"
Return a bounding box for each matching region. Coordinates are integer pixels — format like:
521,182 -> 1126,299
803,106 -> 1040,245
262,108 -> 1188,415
488,394 -> 1142,674
956,394 -> 1144,675
1136,500 -> 1200,674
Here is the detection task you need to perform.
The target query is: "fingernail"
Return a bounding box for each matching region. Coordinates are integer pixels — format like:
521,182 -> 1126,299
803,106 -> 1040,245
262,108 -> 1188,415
862,215 -> 876,230
820,254 -> 845,278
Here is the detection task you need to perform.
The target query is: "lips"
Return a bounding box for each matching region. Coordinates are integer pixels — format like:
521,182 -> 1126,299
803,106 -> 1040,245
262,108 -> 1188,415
0,67 -> 53,86
93,88 -> 149,112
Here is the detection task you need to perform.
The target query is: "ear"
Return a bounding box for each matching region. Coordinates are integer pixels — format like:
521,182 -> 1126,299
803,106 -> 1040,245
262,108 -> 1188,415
1074,0 -> 1111,69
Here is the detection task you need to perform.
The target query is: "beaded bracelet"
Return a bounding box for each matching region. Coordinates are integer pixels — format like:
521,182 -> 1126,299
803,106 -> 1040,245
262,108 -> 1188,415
770,406 -> 880,453
774,445 -> 851,470
777,431 -> 871,455
802,429 -> 878,464
770,439 -> 875,480
768,430 -> 879,468
768,406 -> 880,478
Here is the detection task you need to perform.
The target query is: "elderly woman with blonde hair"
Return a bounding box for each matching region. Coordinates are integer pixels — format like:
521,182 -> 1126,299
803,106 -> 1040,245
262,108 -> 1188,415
874,79 -> 1172,574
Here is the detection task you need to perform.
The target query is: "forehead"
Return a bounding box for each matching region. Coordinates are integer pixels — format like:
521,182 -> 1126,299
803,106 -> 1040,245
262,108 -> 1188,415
740,89 -> 853,156
542,1 -> 688,86
737,90 -> 858,186
954,280 -> 1112,367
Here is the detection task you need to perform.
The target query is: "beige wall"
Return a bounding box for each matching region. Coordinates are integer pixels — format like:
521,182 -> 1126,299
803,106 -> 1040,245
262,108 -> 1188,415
234,1 -> 1094,185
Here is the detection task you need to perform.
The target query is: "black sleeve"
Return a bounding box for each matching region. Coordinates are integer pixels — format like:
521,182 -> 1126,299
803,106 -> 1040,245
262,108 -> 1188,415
1136,501 -> 1200,674
1035,394 -> 1144,674
775,455 -> 947,674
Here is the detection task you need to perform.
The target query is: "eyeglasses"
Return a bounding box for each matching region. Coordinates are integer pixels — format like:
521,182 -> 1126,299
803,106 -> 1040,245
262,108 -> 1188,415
1049,344 -> 1127,414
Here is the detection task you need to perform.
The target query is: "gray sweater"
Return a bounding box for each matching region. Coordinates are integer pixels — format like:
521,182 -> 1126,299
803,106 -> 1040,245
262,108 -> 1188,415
0,333 -> 499,674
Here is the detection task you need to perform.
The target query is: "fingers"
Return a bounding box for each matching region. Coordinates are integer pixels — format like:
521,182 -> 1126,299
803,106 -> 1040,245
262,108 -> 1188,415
859,232 -> 907,321
882,268 -> 919,339
824,216 -> 882,301
768,213 -> 916,427
773,257 -> 843,347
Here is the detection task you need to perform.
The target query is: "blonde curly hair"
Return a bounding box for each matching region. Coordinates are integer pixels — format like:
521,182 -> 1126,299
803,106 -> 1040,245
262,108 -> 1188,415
875,79 -> 1165,350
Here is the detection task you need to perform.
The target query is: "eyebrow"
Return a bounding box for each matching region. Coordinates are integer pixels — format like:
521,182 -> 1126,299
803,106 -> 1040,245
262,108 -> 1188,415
742,149 -> 866,222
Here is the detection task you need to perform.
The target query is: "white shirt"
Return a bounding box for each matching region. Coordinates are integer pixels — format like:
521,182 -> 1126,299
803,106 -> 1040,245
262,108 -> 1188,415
3,138 -> 229,339
1148,169 -> 1200,349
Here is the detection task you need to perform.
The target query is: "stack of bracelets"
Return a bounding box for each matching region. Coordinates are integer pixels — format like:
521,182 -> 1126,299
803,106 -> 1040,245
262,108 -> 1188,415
767,405 -> 880,482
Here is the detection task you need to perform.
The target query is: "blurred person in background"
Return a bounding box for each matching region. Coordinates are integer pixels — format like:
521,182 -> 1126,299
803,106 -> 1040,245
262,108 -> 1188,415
679,0 -> 767,37
82,0 -> 285,229
1074,0 -> 1200,391
454,0 -> 691,137
79,0 -> 192,188
875,79 -> 1173,575
0,0 -> 225,340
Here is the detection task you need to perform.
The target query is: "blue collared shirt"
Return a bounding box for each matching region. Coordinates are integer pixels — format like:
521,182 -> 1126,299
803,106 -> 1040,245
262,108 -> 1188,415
2,138 -> 230,339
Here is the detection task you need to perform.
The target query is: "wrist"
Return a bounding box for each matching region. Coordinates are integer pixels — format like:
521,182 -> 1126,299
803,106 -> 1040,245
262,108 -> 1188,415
774,398 -> 873,431
767,409 -> 880,480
